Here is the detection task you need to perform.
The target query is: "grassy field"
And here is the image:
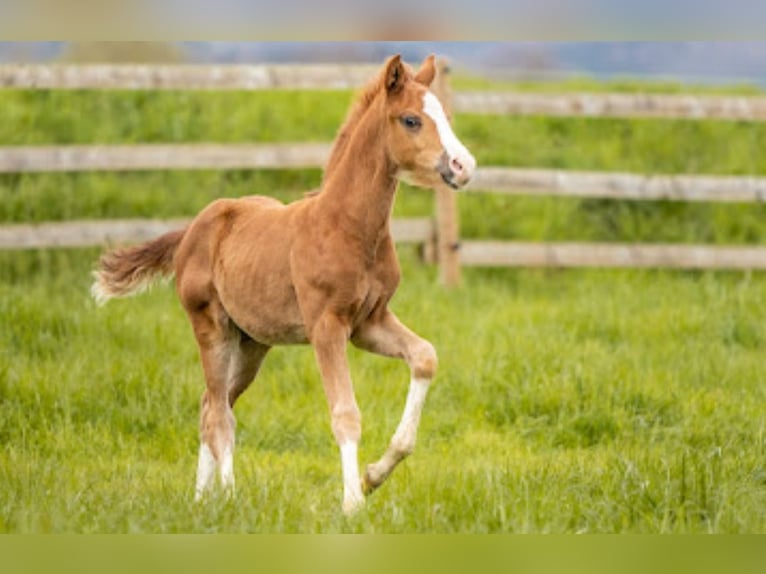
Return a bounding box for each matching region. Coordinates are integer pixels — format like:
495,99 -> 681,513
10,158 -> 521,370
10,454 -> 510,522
1,82 -> 765,532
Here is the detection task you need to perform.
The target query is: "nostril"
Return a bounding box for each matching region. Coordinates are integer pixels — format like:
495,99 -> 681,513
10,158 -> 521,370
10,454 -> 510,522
450,157 -> 464,174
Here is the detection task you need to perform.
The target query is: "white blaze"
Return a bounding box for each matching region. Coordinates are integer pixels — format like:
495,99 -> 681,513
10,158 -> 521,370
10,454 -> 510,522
422,92 -> 476,174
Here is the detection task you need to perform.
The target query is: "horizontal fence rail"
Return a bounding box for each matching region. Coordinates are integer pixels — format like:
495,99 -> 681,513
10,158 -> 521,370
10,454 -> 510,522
0,217 -> 434,250
1,64 -> 766,121
3,144 -> 766,205
460,241 -> 766,270
453,91 -> 766,121
469,167 -> 766,203
0,143 -> 331,173
7,217 -> 766,272
0,218 -> 191,249
0,64 -> 378,91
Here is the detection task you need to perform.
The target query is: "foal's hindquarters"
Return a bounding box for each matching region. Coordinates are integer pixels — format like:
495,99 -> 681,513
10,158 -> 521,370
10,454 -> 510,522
173,197 -> 299,500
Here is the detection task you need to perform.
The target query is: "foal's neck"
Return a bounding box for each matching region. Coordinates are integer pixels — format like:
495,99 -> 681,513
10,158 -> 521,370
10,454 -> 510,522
318,98 -> 397,250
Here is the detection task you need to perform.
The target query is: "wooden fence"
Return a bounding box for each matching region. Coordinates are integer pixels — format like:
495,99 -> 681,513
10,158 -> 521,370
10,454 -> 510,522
3,63 -> 766,284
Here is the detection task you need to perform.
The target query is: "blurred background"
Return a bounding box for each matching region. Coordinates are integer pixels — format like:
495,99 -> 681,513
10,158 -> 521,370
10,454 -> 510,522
3,41 -> 766,87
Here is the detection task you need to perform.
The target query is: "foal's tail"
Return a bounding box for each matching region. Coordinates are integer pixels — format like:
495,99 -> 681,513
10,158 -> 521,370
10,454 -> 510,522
91,227 -> 186,305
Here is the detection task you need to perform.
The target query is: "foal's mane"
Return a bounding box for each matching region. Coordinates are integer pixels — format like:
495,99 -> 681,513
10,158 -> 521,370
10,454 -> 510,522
306,63 -> 412,196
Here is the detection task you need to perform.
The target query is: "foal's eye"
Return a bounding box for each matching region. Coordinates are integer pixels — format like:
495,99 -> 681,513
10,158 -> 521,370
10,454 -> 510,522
400,115 -> 422,130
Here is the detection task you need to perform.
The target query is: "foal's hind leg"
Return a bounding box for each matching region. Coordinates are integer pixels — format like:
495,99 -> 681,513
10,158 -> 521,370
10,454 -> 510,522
188,301 -> 268,500
351,310 -> 437,495
227,337 -> 270,408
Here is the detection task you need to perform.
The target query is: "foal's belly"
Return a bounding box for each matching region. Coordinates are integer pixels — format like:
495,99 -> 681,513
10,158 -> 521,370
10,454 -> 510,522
236,305 -> 309,346
219,272 -> 309,346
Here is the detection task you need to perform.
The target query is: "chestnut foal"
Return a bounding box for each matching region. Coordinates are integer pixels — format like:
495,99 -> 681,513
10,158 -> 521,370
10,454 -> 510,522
92,54 -> 476,514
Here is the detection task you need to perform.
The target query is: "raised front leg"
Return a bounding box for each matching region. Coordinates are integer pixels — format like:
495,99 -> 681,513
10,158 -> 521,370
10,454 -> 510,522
351,310 -> 437,495
311,312 -> 365,515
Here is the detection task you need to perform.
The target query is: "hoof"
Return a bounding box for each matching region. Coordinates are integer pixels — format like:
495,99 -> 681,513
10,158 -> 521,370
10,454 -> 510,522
361,474 -> 373,496
361,464 -> 388,496
361,472 -> 378,496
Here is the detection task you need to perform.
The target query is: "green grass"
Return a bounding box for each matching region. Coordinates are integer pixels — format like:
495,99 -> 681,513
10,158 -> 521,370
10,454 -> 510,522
0,91 -> 350,145
1,249 -> 765,532
1,82 -> 766,532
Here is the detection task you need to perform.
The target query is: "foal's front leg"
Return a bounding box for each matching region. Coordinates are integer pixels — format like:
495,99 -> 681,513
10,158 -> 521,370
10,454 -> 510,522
311,312 -> 365,515
352,311 -> 437,495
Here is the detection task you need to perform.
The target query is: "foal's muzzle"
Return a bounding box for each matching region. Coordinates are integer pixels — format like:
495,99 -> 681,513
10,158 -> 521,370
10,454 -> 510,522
437,151 -> 475,189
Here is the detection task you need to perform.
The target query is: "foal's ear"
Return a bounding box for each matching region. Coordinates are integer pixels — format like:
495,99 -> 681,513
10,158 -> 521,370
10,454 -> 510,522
414,54 -> 436,87
384,54 -> 406,95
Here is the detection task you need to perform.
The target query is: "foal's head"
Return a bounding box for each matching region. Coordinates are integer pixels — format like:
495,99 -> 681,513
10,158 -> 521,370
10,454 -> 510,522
381,54 -> 476,190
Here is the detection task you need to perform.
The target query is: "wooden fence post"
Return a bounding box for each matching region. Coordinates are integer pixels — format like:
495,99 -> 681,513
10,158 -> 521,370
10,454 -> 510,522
431,58 -> 461,287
